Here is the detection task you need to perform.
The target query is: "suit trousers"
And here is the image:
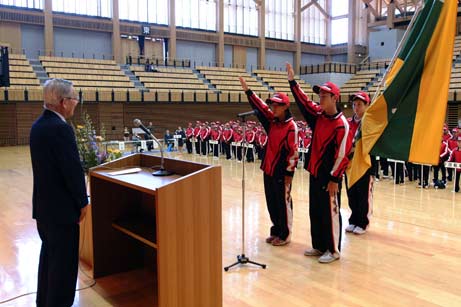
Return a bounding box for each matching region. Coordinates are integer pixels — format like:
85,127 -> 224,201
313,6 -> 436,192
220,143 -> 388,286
36,222 -> 79,307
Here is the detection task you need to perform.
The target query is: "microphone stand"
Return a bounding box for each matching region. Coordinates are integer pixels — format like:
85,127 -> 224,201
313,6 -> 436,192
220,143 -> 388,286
224,113 -> 266,272
147,131 -> 173,176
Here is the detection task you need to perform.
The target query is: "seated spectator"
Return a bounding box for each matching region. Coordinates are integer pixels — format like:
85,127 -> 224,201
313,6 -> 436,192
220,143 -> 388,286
123,127 -> 130,141
164,129 -> 174,151
132,133 -> 142,152
145,59 -> 151,72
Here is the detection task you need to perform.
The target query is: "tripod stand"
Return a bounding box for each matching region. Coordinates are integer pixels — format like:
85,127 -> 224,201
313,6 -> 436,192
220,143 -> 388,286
224,113 -> 266,272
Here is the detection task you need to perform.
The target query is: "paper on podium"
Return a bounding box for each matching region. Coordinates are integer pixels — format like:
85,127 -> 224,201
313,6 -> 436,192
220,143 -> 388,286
106,167 -> 142,176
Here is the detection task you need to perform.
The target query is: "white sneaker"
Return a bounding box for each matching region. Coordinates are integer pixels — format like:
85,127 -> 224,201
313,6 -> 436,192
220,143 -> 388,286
345,224 -> 356,232
353,226 -> 366,235
318,251 -> 340,263
304,248 -> 322,256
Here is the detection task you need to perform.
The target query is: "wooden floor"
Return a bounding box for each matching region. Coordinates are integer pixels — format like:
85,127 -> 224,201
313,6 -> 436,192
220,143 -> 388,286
1,146 -> 461,307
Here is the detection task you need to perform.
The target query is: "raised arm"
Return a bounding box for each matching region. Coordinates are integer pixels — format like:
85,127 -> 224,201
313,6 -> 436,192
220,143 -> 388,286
239,76 -> 272,132
287,63 -> 321,128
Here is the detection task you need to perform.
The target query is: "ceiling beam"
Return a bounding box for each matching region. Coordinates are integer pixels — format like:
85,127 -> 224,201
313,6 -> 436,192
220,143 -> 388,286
362,0 -> 379,18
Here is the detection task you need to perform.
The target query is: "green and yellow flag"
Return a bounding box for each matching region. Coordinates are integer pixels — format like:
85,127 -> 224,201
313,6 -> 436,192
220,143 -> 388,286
348,0 -> 457,187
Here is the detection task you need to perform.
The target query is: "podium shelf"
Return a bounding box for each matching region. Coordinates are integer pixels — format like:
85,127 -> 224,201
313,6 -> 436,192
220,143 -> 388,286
112,215 -> 157,249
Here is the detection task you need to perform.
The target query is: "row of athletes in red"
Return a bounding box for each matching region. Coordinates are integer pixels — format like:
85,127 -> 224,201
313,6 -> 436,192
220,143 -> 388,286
182,120 -> 313,159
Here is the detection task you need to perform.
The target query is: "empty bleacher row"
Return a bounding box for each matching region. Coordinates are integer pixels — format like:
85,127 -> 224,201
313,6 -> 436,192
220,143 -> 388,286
253,69 -> 313,100
340,69 -> 380,97
452,36 -> 461,61
40,56 -> 135,89
7,54 -> 40,88
131,66 -> 211,92
4,50 -> 461,104
196,66 -> 269,94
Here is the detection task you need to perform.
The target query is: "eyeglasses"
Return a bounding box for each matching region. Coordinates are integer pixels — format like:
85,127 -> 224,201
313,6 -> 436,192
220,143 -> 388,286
63,96 -> 82,104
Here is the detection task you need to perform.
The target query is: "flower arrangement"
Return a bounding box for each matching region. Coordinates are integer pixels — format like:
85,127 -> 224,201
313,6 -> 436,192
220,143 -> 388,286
73,111 -> 122,173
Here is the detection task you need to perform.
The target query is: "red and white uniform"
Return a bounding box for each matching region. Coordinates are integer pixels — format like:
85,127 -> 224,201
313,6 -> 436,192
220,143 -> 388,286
291,79 -> 352,256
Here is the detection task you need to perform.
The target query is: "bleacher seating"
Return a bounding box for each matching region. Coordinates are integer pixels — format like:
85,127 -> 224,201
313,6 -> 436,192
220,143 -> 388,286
131,66 -> 215,102
196,66 -> 269,101
40,56 -> 135,91
132,66 -> 210,92
340,69 -> 380,98
449,63 -> 461,94
6,53 -> 41,89
366,75 -> 385,98
253,69 -> 313,100
452,36 -> 461,61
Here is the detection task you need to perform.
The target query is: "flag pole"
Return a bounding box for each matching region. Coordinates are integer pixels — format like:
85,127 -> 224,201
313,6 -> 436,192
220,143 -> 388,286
371,1 -> 425,102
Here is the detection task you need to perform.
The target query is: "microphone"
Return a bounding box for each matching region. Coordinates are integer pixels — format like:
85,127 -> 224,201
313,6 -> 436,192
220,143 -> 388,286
237,110 -> 258,118
133,119 -> 150,135
133,119 -> 173,176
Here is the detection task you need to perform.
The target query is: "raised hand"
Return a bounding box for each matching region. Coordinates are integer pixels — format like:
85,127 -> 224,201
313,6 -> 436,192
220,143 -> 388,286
239,76 -> 249,91
286,62 -> 295,81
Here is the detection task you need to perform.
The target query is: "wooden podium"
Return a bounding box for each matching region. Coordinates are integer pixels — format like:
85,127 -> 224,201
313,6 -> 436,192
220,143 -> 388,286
80,153 -> 222,307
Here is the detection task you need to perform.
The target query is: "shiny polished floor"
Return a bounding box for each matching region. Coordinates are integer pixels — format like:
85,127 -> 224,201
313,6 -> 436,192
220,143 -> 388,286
1,146 -> 461,307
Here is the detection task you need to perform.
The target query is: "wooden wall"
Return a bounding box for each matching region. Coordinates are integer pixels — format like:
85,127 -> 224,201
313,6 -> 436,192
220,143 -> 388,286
0,101 -> 310,145
3,100 -> 458,146
121,38 -> 164,62
233,46 -> 247,68
0,104 -> 17,146
0,21 -> 21,52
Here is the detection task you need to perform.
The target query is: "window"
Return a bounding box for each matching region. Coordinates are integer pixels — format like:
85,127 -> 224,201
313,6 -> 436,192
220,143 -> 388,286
301,0 -> 325,44
331,0 -> 348,45
331,18 -> 348,45
0,0 -> 43,9
119,0 -> 168,25
331,0 -> 348,17
52,0 -> 111,18
265,0 -> 294,40
224,0 -> 258,36
176,0 -> 216,31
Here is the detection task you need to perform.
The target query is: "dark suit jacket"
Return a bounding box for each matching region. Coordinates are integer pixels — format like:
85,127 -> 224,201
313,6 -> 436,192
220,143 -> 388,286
30,109 -> 89,224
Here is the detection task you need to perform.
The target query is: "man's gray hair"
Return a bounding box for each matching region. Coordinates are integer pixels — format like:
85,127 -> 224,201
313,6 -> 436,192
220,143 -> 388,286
43,78 -> 74,106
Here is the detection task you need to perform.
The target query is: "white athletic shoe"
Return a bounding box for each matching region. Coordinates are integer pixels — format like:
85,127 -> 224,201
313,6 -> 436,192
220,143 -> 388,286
303,248 -> 322,256
345,224 -> 356,232
318,251 -> 340,263
353,226 -> 366,235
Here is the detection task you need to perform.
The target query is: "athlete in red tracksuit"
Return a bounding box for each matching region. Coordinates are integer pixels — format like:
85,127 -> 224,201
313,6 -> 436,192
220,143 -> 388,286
210,125 -> 221,157
222,123 -> 233,159
287,63 -> 351,263
433,140 -> 450,184
245,126 -> 256,162
193,122 -> 201,155
345,91 -> 373,235
240,77 -> 298,246
447,128 -> 459,181
448,136 -> 461,192
257,128 -> 268,160
232,127 -> 243,161
442,126 -> 452,142
199,123 -> 211,156
185,123 -> 194,154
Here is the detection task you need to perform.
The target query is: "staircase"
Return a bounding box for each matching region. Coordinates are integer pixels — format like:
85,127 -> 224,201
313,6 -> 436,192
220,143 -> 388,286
252,73 -> 273,92
29,59 -> 49,85
193,69 -> 217,92
120,64 -> 147,91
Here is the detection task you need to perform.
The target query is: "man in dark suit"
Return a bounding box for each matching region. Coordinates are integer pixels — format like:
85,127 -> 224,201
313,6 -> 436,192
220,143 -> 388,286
30,78 -> 89,307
